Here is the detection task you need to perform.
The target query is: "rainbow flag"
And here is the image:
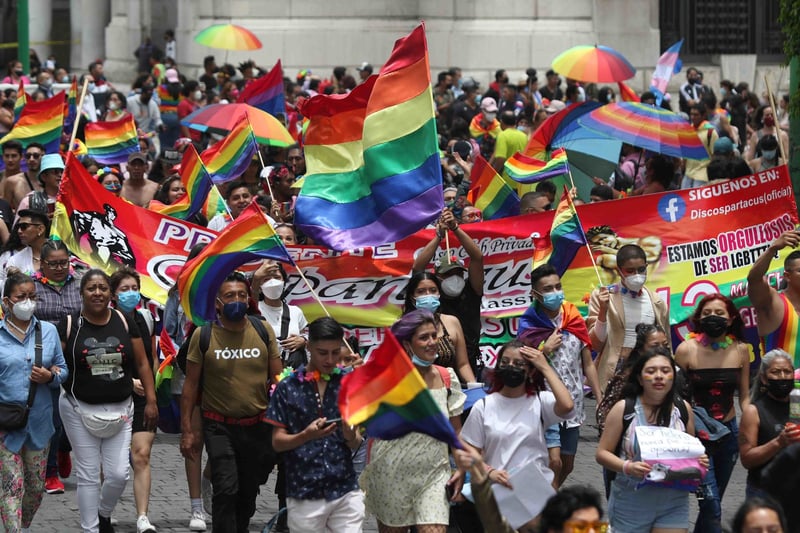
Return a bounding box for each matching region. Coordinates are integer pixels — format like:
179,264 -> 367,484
617,81 -> 640,103
203,186 -> 228,219
467,155 -> 519,220
154,145 -> 214,220
295,24 -> 443,251
14,80 -> 26,121
64,77 -> 78,133
236,58 -> 285,117
505,147 -> 569,183
338,328 -> 461,448
155,328 -> 176,404
1,92 -> 64,152
532,186 -> 586,275
157,84 -> 182,115
84,114 -> 139,164
200,117 -> 259,184
177,202 -> 294,325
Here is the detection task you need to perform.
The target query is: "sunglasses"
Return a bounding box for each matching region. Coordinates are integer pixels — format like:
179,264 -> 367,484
563,520 -> 609,533
43,260 -> 69,269
17,222 -> 43,231
25,152 -> 42,159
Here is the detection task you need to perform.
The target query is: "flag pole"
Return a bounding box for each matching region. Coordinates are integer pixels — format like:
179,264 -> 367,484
246,114 -> 276,199
68,77 -> 89,151
764,76 -> 786,162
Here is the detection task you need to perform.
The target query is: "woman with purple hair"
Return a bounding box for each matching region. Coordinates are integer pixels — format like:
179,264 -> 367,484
360,309 -> 466,533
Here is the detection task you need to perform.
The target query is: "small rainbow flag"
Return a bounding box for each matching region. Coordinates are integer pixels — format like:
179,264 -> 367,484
154,145 -> 214,220
155,328 -> 176,401
532,185 -> 586,275
200,117 -> 259,184
467,154 -> 519,220
338,328 -> 461,449
203,186 -> 228,219
505,147 -> 569,184
1,91 -> 64,152
157,84 -> 182,115
617,81 -> 640,103
177,202 -> 294,325
84,114 -> 139,164
14,80 -> 26,122
236,58 -> 285,117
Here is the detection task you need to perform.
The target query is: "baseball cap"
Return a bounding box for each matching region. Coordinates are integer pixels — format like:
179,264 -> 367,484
128,152 -> 147,164
165,68 -> 179,83
545,100 -> 567,114
480,97 -> 498,112
436,257 -> 467,276
461,77 -> 479,91
357,62 -> 373,74
713,137 -> 734,154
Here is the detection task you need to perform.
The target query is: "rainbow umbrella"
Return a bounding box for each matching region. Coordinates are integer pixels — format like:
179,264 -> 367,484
577,102 -> 709,160
552,44 -> 635,83
194,24 -> 262,51
180,103 -> 294,147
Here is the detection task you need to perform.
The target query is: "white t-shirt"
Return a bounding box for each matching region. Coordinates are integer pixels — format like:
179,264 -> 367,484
461,392 -> 571,483
257,301 -> 308,340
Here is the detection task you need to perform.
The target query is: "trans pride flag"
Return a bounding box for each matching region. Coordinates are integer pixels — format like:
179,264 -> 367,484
532,186 -> 586,275
237,59 -> 285,117
338,328 -> 461,449
177,202 -> 294,325
295,24 -> 443,251
650,39 -> 683,105
85,115 -> 139,164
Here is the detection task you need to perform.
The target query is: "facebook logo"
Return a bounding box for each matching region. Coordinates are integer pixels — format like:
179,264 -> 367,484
657,194 -> 686,222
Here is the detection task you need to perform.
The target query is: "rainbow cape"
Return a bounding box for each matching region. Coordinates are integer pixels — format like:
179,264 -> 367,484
338,328 -> 461,448
84,114 -> 139,164
237,58 -> 285,117
505,147 -> 569,183
14,80 -> 26,121
1,91 -> 64,152
200,117 -> 259,184
467,154 -> 519,220
157,84 -> 182,115
176,202 -> 294,325
154,145 -> 215,220
532,186 -> 586,275
295,24 -> 443,251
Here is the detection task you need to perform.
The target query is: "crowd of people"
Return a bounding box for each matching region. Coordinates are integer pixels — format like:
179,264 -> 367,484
0,33 -> 796,533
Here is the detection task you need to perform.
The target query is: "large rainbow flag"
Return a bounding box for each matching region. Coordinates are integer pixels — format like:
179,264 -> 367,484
152,145 -> 214,220
467,155 -> 519,220
532,186 -> 586,275
177,202 -> 294,325
237,59 -> 285,117
84,115 -> 139,164
505,147 -> 569,183
338,328 -> 461,448
1,91 -> 64,152
295,24 -> 443,251
200,117 -> 259,184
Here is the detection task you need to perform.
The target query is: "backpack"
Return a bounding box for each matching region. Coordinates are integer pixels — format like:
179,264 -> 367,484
606,396 -> 689,484
277,303 -> 307,370
176,316 -> 272,373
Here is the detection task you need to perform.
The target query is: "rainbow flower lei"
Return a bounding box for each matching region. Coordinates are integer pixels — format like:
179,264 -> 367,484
688,331 -> 734,350
33,269 -> 74,288
275,365 -> 343,384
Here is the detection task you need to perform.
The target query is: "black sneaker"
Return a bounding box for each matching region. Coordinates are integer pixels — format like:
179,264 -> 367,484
98,514 -> 115,533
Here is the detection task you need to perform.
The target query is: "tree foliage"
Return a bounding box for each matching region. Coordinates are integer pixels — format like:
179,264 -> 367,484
780,0 -> 800,114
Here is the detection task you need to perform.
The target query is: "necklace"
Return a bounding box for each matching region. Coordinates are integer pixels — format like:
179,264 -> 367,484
294,365 -> 343,383
689,332 -> 734,350
5,318 -> 29,337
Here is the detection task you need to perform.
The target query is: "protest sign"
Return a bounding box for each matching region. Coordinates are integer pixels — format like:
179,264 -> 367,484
635,425 -> 706,491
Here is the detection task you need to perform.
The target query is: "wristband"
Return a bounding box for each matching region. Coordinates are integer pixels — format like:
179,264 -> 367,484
486,467 -> 495,477
622,460 -> 630,475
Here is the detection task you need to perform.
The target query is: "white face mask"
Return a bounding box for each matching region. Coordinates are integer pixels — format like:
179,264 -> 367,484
261,278 -> 284,300
483,112 -> 496,122
11,299 -> 36,321
623,273 -> 647,292
193,90 -> 203,101
107,101 -> 119,111
441,275 -> 466,297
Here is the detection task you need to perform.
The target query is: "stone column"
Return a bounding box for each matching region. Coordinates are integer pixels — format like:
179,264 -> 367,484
29,0 -> 52,63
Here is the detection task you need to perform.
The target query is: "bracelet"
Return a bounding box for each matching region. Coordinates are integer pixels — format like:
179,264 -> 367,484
436,228 -> 445,239
622,460 -> 630,475
486,467 -> 495,477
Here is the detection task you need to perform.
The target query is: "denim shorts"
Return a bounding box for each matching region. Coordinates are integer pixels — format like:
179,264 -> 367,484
608,476 -> 689,531
544,423 -> 580,455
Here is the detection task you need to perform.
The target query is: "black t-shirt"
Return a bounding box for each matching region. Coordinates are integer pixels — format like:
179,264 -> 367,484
131,309 -> 154,380
440,282 -> 483,373
58,310 -> 141,404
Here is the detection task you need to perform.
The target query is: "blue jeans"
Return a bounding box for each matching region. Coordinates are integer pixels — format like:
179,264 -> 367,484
694,418 -> 739,533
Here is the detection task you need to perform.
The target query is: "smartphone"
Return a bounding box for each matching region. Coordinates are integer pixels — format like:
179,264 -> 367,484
325,417 -> 342,425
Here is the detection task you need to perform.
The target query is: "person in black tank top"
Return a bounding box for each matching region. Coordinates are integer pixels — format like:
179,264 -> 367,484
739,349 -> 800,499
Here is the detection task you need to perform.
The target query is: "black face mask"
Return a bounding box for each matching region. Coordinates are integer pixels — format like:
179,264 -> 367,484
699,315 -> 728,338
766,379 -> 794,399
496,366 -> 526,388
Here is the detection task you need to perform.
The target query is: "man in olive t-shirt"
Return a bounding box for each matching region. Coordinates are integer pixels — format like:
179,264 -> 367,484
180,272 -> 283,533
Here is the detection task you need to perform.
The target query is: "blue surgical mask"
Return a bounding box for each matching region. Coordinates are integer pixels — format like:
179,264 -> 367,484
539,290 -> 565,311
412,352 -> 435,368
117,290 -> 140,312
218,299 -> 248,321
762,149 -> 777,160
415,295 -> 440,313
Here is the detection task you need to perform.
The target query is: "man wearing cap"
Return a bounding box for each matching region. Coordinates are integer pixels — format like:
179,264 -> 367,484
16,153 -> 64,221
412,208 -> 485,378
452,79 -> 480,125
539,70 -> 563,102
4,142 -> 45,211
121,152 -> 158,207
469,98 -> 500,159
356,62 -> 373,84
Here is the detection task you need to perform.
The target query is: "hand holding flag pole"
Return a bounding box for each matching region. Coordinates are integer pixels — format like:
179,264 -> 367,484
68,77 -> 89,150
246,113 -> 276,200
764,76 -> 786,162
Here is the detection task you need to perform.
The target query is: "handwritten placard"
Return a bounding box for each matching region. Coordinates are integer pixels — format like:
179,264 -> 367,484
636,426 -> 705,459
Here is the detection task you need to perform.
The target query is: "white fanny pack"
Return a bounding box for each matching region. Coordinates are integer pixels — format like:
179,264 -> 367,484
66,394 -> 132,439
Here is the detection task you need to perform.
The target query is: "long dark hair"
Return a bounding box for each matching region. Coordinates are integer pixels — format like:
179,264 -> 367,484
486,339 -> 544,396
620,322 -> 668,373
401,271 -> 442,313
622,346 -> 678,427
690,293 -> 746,341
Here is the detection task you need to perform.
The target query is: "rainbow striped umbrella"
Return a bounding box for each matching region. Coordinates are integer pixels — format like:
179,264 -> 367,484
552,44 -> 635,83
180,103 -> 293,147
578,102 -> 709,160
194,24 -> 262,51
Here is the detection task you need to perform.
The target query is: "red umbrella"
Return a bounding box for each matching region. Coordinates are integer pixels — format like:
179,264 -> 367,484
180,103 -> 294,147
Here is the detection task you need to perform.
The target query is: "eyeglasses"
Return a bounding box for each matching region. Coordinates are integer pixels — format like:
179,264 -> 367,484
498,359 -> 528,369
43,259 -> 69,269
17,222 -> 43,231
563,520 -> 609,533
25,152 -> 42,159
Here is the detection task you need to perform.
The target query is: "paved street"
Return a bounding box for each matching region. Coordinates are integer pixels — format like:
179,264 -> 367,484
32,398 -> 747,532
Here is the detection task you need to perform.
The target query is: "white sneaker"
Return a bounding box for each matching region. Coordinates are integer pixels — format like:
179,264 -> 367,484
136,514 -> 157,533
201,475 -> 213,516
189,510 -> 208,531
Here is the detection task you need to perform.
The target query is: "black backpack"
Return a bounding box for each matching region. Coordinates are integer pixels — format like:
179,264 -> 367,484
176,316 -> 272,373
